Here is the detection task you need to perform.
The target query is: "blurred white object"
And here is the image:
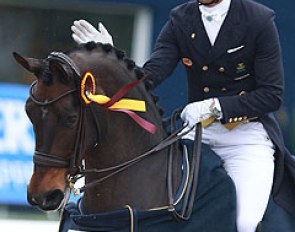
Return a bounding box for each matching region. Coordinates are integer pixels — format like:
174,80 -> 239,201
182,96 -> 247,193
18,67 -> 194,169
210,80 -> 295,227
68,230 -> 86,232
0,219 -> 59,232
71,19 -> 113,45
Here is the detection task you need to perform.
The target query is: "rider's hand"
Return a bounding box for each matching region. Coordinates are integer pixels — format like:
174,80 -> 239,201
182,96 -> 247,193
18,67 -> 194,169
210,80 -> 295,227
71,19 -> 114,45
181,98 -> 222,128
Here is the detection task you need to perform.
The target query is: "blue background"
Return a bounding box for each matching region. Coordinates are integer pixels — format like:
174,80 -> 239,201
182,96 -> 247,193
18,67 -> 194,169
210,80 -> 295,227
0,84 -> 34,205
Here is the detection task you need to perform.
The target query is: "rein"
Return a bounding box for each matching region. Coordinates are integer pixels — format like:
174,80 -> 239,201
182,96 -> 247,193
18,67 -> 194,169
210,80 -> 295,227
172,123 -> 202,221
77,122 -> 194,193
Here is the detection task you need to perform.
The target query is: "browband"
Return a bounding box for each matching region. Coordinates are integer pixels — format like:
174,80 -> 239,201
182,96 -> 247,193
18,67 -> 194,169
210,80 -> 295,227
47,52 -> 81,78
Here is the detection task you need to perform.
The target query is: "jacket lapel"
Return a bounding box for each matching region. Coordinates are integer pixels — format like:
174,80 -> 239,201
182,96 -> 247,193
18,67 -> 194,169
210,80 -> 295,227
207,0 -> 246,63
192,7 -> 212,59
178,2 -> 212,61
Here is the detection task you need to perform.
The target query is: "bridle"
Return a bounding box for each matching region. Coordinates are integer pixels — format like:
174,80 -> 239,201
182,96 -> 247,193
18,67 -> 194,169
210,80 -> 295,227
30,81 -> 77,107
30,81 -> 86,171
30,52 -> 87,176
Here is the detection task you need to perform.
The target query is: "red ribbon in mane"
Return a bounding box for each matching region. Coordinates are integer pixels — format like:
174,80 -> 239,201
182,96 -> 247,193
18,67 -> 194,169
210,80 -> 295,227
81,72 -> 157,134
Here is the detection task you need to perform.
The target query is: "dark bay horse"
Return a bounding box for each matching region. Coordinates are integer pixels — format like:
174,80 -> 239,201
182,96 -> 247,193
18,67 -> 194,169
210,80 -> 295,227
13,42 -> 295,232
13,42 -> 184,214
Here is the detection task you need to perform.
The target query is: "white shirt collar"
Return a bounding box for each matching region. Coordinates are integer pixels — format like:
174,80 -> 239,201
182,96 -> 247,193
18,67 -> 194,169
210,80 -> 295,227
199,0 -> 231,17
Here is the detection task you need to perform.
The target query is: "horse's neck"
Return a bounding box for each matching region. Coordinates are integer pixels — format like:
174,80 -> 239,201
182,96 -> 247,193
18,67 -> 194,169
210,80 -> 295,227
82,102 -> 176,213
74,49 -> 182,213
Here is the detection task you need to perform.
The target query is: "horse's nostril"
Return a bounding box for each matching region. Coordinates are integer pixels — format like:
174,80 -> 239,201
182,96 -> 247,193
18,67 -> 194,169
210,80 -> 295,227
47,189 -> 64,203
40,189 -> 65,210
28,189 -> 65,211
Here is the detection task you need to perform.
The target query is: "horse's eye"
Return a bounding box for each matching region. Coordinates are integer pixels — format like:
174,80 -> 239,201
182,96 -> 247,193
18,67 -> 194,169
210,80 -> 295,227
65,114 -> 78,127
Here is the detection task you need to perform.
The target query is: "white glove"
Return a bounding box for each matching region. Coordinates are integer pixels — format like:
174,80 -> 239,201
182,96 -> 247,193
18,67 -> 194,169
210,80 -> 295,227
181,98 -> 219,128
71,19 -> 114,45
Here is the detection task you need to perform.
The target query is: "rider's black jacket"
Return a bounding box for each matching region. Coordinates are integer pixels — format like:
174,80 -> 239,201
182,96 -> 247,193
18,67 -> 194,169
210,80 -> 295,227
143,0 -> 295,216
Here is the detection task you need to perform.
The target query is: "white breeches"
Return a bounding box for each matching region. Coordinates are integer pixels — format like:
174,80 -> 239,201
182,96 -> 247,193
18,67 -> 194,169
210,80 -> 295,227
185,121 -> 275,232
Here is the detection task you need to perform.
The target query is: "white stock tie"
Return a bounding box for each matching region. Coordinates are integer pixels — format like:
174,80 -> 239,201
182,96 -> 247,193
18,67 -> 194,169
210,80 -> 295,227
202,13 -> 223,22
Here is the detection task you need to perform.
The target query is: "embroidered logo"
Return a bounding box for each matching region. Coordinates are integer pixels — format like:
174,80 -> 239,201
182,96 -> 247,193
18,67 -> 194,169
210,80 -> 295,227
236,63 -> 246,74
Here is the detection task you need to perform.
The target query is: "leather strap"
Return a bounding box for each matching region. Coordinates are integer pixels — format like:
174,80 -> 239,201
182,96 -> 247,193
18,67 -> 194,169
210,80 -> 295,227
79,122 -> 194,192
168,122 -> 203,221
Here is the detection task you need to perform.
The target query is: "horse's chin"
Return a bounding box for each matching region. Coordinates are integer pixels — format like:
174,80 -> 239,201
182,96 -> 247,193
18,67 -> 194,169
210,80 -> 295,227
28,189 -> 69,212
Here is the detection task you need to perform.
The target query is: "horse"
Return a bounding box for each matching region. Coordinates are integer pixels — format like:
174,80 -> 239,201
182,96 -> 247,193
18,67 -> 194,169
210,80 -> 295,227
13,42 -> 295,232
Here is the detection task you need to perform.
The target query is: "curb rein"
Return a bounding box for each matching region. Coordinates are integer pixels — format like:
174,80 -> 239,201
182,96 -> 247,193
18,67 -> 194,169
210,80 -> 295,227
166,110 -> 202,221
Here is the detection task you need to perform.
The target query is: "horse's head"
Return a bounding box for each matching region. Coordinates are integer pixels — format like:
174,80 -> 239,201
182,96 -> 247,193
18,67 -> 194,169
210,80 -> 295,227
13,50 -> 85,210
13,42 -> 165,212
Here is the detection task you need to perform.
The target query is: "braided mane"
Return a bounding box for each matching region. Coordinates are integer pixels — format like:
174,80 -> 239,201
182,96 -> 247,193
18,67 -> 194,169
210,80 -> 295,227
71,41 -> 164,116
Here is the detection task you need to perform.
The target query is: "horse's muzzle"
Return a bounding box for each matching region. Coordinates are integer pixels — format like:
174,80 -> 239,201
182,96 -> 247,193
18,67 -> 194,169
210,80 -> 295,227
27,189 -> 65,211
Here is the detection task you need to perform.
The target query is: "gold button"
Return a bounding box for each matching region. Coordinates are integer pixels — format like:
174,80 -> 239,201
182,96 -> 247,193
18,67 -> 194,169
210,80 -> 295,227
219,67 -> 225,72
238,117 -> 243,121
229,118 -> 233,123
239,91 -> 246,96
234,117 -> 238,122
202,66 -> 209,71
191,33 -> 196,39
221,87 -> 227,92
204,87 -> 210,93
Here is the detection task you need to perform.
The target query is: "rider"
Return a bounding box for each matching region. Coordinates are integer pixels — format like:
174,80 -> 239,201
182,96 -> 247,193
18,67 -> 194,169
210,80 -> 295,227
71,0 -> 295,231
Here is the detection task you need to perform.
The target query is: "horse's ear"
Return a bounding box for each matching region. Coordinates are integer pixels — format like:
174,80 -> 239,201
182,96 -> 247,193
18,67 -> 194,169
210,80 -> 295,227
48,60 -> 73,84
13,52 -> 44,74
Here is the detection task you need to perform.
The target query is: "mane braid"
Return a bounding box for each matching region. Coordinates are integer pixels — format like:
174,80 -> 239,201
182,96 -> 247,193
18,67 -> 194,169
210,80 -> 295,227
124,58 -> 136,70
114,48 -> 125,60
101,43 -> 113,53
85,41 -> 97,51
68,43 -> 165,116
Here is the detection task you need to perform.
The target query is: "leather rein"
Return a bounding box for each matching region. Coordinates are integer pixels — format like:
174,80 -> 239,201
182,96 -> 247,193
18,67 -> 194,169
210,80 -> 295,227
30,52 -> 202,221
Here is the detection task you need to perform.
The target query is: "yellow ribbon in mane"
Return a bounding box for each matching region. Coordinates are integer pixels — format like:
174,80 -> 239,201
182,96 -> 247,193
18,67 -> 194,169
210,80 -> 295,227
80,71 -> 146,112
87,93 -> 146,112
